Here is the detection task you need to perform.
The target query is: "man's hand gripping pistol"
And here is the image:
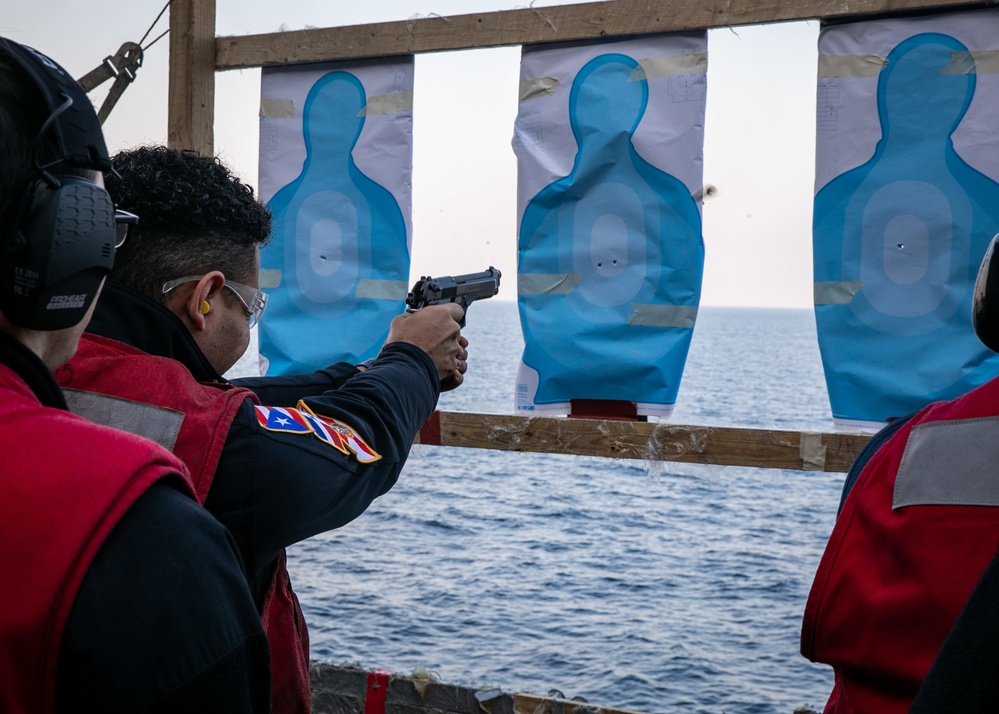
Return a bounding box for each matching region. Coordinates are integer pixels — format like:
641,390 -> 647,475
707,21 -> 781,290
405,267 -> 502,327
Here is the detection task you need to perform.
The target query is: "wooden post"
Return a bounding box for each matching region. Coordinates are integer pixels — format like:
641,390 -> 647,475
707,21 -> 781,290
168,0 -> 216,155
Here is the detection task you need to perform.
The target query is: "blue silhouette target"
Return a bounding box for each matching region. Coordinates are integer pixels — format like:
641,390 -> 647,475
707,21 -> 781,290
814,16 -> 999,428
515,36 -> 706,416
258,60 -> 413,374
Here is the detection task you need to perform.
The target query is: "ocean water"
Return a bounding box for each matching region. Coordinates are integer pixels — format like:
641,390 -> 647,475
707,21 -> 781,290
242,302 -> 843,714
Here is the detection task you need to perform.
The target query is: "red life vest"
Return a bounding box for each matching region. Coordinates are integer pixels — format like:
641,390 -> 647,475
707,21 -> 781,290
802,375 -> 999,713
56,333 -> 312,713
0,361 -> 188,714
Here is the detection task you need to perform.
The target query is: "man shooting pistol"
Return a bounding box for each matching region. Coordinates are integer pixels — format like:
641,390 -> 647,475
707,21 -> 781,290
406,267 -> 502,327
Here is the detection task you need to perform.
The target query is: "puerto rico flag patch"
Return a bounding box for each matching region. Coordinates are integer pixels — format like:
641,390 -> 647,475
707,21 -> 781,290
253,405 -> 312,433
253,403 -> 381,464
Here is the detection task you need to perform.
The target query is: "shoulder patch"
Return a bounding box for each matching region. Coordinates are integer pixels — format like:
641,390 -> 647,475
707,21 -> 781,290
297,401 -> 382,464
253,403 -> 382,464
253,405 -> 312,433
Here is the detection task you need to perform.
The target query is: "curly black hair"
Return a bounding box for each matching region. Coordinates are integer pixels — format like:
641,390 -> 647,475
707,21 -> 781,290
105,146 -> 272,303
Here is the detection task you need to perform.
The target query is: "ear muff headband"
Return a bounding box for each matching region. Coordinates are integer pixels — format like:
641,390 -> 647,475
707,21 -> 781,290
0,39 -> 111,173
0,38 -> 116,330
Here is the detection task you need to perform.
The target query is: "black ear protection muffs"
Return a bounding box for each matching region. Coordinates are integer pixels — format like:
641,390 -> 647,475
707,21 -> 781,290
0,39 -> 116,331
973,233 -> 999,352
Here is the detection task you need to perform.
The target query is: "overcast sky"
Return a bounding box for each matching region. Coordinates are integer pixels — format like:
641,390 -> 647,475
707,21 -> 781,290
2,2 -> 820,308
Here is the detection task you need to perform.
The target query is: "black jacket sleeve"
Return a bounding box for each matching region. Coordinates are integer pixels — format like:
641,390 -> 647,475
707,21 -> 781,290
205,342 -> 439,594
231,361 -> 360,405
57,481 -> 271,713
909,545 -> 999,712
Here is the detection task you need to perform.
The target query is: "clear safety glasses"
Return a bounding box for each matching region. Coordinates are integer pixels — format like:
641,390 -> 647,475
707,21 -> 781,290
113,209 -> 138,248
161,275 -> 268,328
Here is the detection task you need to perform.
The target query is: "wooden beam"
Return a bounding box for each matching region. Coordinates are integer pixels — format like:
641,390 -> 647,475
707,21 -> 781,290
415,412 -> 871,473
168,0 -> 216,154
309,663 -> 653,714
504,692 -> 650,714
215,0 -> 988,71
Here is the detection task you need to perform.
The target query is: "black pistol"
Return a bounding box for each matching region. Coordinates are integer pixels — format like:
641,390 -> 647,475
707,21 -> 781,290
405,267 -> 501,327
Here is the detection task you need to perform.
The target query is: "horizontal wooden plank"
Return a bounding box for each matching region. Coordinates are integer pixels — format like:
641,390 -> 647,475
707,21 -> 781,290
414,412 -> 871,473
504,692 -> 650,714
309,663 -> 655,714
216,0 -> 987,70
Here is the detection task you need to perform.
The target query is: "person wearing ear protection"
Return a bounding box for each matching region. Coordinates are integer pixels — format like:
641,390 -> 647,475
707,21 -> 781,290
54,145 -> 469,713
0,40 -> 271,713
800,233 -> 999,714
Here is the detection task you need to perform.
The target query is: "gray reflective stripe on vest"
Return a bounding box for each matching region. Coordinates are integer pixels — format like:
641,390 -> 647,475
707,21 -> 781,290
894,416 -> 999,509
63,388 -> 185,452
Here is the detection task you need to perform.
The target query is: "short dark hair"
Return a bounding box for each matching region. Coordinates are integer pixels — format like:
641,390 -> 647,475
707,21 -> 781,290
105,146 -> 271,303
0,44 -> 49,234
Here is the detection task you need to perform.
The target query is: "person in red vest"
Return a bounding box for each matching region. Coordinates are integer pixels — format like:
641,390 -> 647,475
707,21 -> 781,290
56,145 -> 468,713
801,233 -> 999,713
0,39 -> 270,712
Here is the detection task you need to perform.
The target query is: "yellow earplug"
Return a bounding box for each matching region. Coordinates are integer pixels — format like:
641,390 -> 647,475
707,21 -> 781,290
200,301 -> 211,315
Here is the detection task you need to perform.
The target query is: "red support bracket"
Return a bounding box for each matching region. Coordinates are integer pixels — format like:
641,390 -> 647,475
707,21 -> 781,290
569,399 -> 647,422
418,410 -> 442,445
364,670 -> 392,714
